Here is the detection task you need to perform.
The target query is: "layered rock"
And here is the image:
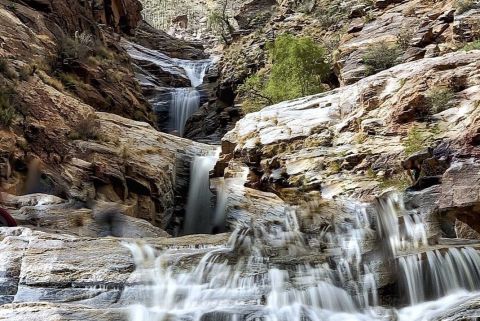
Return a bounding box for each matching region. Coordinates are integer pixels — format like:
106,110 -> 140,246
220,50 -> 480,202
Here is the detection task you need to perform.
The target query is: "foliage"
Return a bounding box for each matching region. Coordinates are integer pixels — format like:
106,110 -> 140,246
69,114 -> 102,141
455,0 -> 479,14
315,0 -> 348,30
426,86 -> 455,114
37,70 -> 64,91
0,57 -> 17,80
397,26 -> 414,50
403,125 -> 427,155
238,34 -> 330,113
207,0 -> 234,44
362,42 -> 402,76
463,39 -> 480,51
57,31 -> 94,62
0,86 -> 17,127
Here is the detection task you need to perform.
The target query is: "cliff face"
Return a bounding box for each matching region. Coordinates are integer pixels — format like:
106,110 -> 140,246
0,0 -> 213,237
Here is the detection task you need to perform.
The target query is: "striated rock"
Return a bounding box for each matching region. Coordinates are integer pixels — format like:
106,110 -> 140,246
0,227 -> 229,307
221,51 -> 480,200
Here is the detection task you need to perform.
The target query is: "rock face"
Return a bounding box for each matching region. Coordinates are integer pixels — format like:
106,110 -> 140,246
221,50 -> 480,202
0,227 -> 229,307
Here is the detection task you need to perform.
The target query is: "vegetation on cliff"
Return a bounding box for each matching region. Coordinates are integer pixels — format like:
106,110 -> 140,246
238,34 -> 330,113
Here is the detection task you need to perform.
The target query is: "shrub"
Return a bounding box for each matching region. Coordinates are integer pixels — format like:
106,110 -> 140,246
0,86 -> 17,127
403,126 -> 426,155
0,58 -> 17,80
315,0 -> 348,30
58,72 -> 87,90
379,173 -> 410,190
397,26 -> 414,50
426,86 -> 455,113
58,32 -> 94,62
37,70 -> 64,91
455,0 -> 479,14
69,114 -> 101,141
362,42 -> 402,76
18,64 -> 33,81
463,39 -> 480,51
238,34 -> 330,113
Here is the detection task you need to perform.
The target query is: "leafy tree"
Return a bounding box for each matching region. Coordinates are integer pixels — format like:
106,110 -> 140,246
208,0 -> 235,44
238,34 -> 330,113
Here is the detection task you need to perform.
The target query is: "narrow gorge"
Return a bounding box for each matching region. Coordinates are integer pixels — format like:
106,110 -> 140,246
1,0 -> 480,320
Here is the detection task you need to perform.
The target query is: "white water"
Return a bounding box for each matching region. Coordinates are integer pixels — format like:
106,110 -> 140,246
183,149 -> 221,235
124,40 -> 212,136
125,191 -> 480,321
170,88 -> 201,137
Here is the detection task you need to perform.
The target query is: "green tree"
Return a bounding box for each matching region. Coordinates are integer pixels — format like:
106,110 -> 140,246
239,34 -> 330,113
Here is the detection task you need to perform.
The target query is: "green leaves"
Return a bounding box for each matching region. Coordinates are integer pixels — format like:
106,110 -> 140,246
239,34 -> 330,113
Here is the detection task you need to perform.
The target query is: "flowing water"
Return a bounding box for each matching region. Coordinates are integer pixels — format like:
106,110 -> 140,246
125,189 -> 480,321
124,40 -> 212,136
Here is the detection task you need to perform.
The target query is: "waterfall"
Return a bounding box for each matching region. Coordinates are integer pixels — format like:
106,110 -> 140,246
170,88 -> 200,137
168,58 -> 211,136
125,190 -> 480,321
183,149 -> 220,235
123,40 -> 212,136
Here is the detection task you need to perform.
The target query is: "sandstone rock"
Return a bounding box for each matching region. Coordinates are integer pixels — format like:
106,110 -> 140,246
222,51 -> 480,200
0,227 -> 229,307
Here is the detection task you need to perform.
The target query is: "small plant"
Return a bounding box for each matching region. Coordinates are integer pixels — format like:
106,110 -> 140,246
69,114 -> 101,141
379,173 -> 410,190
18,64 -> 33,81
362,42 -> 402,76
403,125 -> 426,155
363,11 -> 375,23
397,26 -> 414,50
455,0 -> 479,14
354,132 -> 368,144
327,161 -> 341,174
426,86 -> 455,114
58,72 -> 88,90
0,86 -> 17,127
0,57 -> 17,79
463,39 -> 480,51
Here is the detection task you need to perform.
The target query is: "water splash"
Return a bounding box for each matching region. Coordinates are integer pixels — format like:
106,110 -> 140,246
125,191 -> 480,321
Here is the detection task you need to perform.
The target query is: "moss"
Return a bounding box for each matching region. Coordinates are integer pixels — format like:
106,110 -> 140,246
463,40 -> 480,51
455,0 -> 479,14
379,173 -> 410,191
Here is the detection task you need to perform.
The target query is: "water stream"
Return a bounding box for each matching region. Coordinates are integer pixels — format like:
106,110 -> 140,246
123,38 -> 480,321
125,191 -> 480,321
124,40 -> 212,136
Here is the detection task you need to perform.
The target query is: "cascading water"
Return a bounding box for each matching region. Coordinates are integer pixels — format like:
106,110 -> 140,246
169,58 -> 212,136
183,149 -> 220,235
125,190 -> 480,321
123,40 -> 212,136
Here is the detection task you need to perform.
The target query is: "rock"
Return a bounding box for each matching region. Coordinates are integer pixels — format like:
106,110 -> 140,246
222,51 -> 480,200
0,227 -> 229,308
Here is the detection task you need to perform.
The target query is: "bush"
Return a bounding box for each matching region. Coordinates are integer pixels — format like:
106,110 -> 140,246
426,86 -> 455,113
0,58 -> 17,80
455,0 -> 479,14
397,26 -> 414,50
239,34 -> 330,113
0,86 -> 17,128
404,126 -> 426,155
58,32 -> 94,62
69,114 -> 101,141
362,42 -> 402,76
